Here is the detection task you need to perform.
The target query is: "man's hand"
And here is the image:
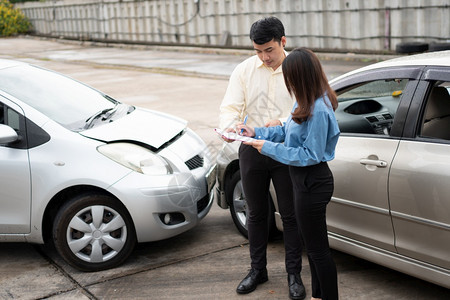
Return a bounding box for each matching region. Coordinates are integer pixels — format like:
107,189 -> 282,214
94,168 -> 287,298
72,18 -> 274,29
221,128 -> 236,143
264,119 -> 282,127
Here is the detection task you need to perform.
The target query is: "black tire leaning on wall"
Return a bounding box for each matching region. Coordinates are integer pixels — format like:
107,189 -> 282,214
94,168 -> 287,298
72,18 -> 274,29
396,42 -> 429,54
428,42 -> 450,52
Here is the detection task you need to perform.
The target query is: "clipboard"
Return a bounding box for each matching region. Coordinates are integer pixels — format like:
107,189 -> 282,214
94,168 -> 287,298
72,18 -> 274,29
214,128 -> 256,142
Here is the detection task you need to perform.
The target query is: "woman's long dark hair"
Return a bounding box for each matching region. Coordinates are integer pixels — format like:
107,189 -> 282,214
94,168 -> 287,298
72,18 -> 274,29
282,48 -> 338,124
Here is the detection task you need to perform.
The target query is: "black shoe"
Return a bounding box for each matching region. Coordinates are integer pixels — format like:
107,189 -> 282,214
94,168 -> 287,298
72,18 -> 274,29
288,273 -> 306,300
236,268 -> 268,294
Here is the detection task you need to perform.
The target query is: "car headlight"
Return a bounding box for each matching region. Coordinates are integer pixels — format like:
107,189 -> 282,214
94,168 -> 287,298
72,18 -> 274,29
97,142 -> 172,175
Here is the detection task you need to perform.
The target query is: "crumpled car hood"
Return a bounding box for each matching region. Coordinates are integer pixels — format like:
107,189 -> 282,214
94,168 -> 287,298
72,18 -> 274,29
80,107 -> 187,149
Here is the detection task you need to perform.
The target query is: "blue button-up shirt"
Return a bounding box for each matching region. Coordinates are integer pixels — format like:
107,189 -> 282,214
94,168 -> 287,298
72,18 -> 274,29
254,95 -> 340,167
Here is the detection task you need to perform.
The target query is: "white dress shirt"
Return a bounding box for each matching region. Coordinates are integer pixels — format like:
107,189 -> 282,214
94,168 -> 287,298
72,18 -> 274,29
219,53 -> 295,130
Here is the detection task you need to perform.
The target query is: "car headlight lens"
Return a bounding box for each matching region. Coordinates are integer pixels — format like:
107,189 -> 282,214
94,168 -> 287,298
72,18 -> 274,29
97,143 -> 172,175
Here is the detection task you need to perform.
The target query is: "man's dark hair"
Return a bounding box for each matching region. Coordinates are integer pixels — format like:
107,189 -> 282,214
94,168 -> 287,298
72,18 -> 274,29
249,16 -> 285,45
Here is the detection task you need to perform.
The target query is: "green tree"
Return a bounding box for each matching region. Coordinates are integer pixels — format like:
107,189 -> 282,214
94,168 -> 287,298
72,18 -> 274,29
0,0 -> 31,37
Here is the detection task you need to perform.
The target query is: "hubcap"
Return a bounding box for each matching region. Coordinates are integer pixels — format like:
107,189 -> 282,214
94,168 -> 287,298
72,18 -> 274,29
66,205 -> 127,263
232,179 -> 247,230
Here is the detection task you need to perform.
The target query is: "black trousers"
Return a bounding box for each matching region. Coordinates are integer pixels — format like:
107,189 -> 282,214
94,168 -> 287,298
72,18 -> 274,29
239,144 -> 303,274
289,162 -> 338,300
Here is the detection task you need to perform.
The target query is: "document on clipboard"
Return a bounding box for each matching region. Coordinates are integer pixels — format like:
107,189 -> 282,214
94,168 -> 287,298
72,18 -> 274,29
214,128 -> 256,142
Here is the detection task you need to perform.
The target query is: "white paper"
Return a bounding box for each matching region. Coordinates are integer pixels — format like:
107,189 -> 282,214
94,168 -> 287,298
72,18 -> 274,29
214,128 -> 256,142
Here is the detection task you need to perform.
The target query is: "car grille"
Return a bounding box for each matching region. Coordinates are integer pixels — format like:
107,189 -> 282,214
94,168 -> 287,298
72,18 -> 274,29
185,155 -> 204,170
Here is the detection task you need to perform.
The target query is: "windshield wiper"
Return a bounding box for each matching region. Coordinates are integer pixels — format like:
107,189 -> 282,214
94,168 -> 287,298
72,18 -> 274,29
84,105 -> 117,130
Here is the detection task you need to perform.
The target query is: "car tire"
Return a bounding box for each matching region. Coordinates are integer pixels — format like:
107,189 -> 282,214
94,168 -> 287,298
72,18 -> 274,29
395,42 -> 429,54
428,42 -> 450,52
52,193 -> 137,272
226,170 -> 278,239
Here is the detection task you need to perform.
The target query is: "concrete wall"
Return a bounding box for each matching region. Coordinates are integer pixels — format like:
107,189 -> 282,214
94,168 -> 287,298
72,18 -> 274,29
16,0 -> 450,52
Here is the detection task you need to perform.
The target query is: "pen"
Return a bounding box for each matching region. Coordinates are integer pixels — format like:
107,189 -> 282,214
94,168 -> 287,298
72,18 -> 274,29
240,114 -> 248,134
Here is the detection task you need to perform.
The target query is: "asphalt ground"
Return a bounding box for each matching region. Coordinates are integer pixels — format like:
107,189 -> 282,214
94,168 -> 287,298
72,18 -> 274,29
0,36 -> 449,300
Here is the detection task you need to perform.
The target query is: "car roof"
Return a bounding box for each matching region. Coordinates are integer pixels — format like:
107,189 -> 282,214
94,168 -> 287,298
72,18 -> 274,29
0,59 -> 28,70
330,50 -> 450,83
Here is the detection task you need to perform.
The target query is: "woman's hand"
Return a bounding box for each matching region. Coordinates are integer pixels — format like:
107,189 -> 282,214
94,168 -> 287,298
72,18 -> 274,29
236,124 -> 255,137
244,139 -> 265,153
236,124 -> 265,152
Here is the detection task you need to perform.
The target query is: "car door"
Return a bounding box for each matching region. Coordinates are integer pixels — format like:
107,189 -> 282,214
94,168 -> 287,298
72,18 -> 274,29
389,67 -> 450,269
0,98 -> 31,234
327,67 -> 422,251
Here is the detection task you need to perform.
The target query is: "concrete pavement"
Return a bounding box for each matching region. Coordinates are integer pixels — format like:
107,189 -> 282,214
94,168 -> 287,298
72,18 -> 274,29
0,36 -> 449,300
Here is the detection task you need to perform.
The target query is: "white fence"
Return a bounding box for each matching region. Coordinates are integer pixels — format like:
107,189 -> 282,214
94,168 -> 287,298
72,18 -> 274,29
16,0 -> 450,52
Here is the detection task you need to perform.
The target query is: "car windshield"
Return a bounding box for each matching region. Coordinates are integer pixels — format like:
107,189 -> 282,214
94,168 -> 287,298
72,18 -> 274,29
0,64 -> 118,131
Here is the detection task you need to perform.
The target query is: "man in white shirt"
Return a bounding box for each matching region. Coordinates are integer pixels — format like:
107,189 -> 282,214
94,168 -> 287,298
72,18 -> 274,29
219,17 -> 305,300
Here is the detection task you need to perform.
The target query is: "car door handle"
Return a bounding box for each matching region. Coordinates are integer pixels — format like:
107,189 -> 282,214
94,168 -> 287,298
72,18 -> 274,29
359,158 -> 388,168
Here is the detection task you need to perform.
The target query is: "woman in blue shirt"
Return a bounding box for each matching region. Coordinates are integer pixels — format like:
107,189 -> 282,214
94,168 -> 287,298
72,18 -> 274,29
238,48 -> 340,300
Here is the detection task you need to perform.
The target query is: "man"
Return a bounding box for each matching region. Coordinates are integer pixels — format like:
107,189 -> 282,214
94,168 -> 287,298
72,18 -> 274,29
219,17 -> 306,300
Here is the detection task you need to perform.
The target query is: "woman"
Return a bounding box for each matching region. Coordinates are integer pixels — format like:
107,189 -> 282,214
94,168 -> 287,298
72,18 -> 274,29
238,47 -> 340,300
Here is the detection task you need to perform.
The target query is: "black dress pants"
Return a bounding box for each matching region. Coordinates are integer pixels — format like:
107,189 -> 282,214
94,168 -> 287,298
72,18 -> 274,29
239,144 -> 303,274
289,162 -> 338,300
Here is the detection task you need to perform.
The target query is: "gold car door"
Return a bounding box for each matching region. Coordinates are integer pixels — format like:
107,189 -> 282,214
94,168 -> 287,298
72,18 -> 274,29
389,82 -> 450,269
327,78 -> 410,251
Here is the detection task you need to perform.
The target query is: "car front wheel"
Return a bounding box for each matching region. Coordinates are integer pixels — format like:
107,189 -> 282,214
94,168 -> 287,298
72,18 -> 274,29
52,193 -> 136,272
227,170 -> 278,239
228,170 -> 248,238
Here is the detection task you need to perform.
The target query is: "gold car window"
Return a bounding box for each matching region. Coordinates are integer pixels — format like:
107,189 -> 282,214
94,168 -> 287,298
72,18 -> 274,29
336,79 -> 408,135
420,83 -> 450,140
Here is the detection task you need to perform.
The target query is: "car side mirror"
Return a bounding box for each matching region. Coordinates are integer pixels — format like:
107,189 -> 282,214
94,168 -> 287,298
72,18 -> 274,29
0,124 -> 19,144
